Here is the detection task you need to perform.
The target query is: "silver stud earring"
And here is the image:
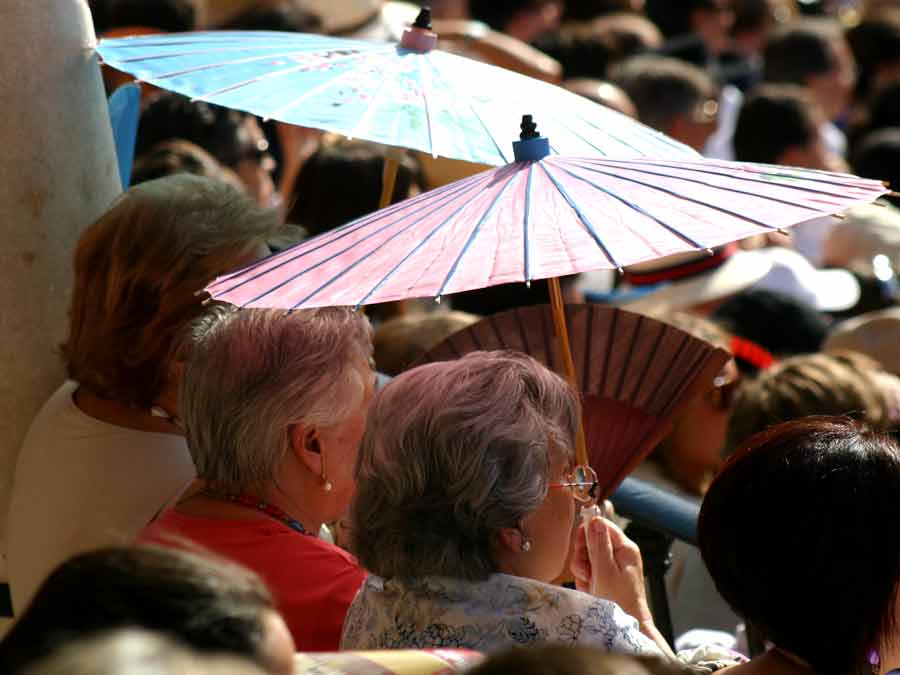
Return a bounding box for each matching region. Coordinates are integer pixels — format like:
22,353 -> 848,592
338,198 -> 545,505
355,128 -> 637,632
521,539 -> 532,552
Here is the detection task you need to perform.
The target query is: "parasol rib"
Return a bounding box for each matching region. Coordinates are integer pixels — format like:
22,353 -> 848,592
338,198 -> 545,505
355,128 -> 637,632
563,161 -> 782,230
566,158 -> 829,214
550,163 -> 708,251
214,173 -> 493,300
537,163 -> 622,269
436,167 -> 520,298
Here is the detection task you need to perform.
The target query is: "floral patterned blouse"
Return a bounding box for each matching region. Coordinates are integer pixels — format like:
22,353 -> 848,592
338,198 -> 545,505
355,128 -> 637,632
340,573 -> 661,656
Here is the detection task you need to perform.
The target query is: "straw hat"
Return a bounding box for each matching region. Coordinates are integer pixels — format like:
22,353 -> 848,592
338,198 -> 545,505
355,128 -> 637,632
824,307 -> 900,376
822,203 -> 900,272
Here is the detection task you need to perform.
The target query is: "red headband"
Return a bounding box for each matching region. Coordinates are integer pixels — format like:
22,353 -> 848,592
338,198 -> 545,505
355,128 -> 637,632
622,244 -> 738,287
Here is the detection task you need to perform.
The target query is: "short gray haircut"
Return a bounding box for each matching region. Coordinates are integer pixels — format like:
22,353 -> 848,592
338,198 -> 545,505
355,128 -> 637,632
182,306 -> 373,492
351,351 -> 580,581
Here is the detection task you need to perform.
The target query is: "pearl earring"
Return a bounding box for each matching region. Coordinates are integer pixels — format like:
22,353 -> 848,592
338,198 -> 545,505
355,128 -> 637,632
521,539 -> 532,552
321,472 -> 333,492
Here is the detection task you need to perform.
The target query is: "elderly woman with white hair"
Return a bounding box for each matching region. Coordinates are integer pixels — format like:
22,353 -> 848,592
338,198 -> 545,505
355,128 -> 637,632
341,351 -> 673,659
143,306 -> 375,652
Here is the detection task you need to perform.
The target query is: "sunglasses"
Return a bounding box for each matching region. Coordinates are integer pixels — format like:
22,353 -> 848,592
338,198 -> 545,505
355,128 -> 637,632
549,465 -> 599,506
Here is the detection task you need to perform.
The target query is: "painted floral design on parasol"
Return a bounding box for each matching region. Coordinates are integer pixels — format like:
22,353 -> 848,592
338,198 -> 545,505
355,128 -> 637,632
95,9 -> 698,167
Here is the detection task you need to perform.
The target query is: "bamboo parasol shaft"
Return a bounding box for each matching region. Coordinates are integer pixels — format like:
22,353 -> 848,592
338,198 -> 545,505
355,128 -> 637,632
548,276 -> 589,466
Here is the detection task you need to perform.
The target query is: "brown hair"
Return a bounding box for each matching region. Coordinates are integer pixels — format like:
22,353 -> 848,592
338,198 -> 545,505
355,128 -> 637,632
62,174 -> 280,407
727,351 -> 889,452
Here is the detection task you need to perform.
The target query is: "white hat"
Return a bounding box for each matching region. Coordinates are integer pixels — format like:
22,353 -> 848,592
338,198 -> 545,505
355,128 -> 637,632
824,307 -> 900,375
752,246 -> 860,312
618,246 -> 773,313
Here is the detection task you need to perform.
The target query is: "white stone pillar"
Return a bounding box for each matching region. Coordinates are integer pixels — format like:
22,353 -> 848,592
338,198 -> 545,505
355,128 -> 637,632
0,1 -> 121,581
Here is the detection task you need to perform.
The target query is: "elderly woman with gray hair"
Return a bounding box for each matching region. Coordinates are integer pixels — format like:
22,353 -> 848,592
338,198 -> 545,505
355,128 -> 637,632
341,351 -> 673,659
143,306 -> 375,652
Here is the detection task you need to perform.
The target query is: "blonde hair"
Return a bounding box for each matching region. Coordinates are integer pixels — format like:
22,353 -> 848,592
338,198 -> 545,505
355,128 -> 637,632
62,174 -> 280,407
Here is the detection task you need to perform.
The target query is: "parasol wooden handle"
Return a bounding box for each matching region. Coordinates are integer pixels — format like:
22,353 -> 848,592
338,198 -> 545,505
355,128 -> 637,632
379,154 -> 402,209
548,277 -> 589,467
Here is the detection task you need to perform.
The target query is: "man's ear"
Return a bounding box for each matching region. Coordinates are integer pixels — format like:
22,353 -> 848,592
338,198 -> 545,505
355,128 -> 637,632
289,424 -> 323,476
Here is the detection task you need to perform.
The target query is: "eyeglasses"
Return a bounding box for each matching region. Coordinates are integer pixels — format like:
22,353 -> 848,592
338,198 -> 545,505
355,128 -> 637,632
549,465 -> 599,506
705,371 -> 741,410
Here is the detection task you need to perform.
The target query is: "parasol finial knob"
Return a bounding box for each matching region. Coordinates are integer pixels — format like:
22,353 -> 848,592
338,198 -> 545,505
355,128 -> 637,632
401,7 -> 438,52
520,114 -> 539,140
513,114 -> 550,162
413,7 -> 433,30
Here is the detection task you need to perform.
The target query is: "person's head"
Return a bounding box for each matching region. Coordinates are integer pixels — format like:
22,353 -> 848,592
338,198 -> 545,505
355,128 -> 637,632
730,0 -> 792,57
468,0 -> 563,43
351,351 -> 581,584
726,352 -> 890,451
642,311 -> 735,495
467,646 -> 685,675
851,128 -> 900,209
612,55 -> 719,151
137,94 -> 276,207
712,288 -> 829,357
130,139 -> 246,192
699,417 -> 900,674
644,0 -> 734,54
220,1 -> 323,32
62,175 -> 278,409
846,12 -> 900,103
22,630 -> 269,675
733,84 -> 840,169
373,310 -> 480,376
563,1 -> 646,22
541,14 -> 663,79
90,0 -> 197,34
762,18 -> 856,120
0,546 -> 295,675
867,82 -> 900,136
183,306 -> 374,523
288,137 -> 423,237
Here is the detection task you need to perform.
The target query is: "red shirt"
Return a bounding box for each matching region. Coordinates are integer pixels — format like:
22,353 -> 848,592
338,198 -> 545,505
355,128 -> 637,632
142,510 -> 366,651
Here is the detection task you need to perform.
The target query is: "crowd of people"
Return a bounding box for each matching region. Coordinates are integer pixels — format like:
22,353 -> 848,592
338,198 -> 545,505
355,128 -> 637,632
5,0 -> 900,673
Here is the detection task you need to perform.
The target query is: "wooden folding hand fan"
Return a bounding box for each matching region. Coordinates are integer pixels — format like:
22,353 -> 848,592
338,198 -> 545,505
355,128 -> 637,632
416,304 -> 730,499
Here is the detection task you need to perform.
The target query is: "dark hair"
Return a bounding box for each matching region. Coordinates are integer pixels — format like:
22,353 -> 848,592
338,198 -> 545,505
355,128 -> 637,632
851,128 -> 900,209
867,83 -> 900,137
612,55 -> 716,132
288,138 -> 423,237
137,94 -> 255,170
468,0 -> 549,32
90,0 -> 198,33
762,18 -> 842,84
644,0 -> 722,38
712,289 -> 828,358
220,1 -> 323,33
130,139 -> 244,190
732,85 -> 818,163
0,546 -> 275,675
538,14 -> 661,79
846,13 -> 900,101
563,0 -> 637,21
700,417 -> 900,675
468,646 -> 686,675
